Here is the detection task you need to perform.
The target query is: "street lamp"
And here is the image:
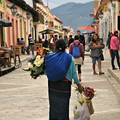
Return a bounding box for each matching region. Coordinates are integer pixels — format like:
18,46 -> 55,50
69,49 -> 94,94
16,13 -> 19,19
92,21 -> 96,26
99,11 -> 104,19
45,20 -> 48,26
26,11 -> 31,20
10,4 -> 17,17
20,15 -> 22,19
94,17 -> 99,23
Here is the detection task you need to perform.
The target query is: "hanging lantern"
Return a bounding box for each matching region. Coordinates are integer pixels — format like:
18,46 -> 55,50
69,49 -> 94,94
16,13 -> 19,19
10,4 -> 17,17
20,15 -> 22,19
94,17 -> 99,23
99,11 -> 103,19
26,11 -> 31,20
45,20 -> 48,26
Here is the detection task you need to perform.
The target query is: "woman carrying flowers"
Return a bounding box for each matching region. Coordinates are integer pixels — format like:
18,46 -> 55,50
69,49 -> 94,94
45,39 -> 84,120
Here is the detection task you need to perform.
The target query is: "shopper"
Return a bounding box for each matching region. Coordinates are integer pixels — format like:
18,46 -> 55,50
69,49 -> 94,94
45,39 -> 84,120
89,33 -> 105,75
110,30 -> 120,70
69,35 -> 84,82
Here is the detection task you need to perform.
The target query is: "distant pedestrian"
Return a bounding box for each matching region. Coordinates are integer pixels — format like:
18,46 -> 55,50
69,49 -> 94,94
52,35 -> 58,52
43,39 -> 48,48
106,32 -> 113,55
68,35 -> 74,47
69,35 -> 84,82
27,34 -> 34,55
89,33 -> 105,75
38,38 -> 43,43
64,36 -> 69,47
19,38 -> 25,54
77,30 -> 85,50
110,30 -> 120,70
17,38 -> 20,45
59,36 -> 62,39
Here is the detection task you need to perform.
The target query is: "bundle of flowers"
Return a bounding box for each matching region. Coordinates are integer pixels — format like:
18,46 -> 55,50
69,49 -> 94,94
75,86 -> 96,105
84,86 -> 96,101
75,86 -> 95,115
22,48 -> 52,79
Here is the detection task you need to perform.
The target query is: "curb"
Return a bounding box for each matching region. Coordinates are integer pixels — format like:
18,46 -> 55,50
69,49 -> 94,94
108,68 -> 120,84
106,68 -> 120,96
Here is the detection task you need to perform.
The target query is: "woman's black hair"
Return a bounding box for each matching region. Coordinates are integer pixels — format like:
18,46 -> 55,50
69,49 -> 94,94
55,39 -> 67,52
92,33 -> 99,42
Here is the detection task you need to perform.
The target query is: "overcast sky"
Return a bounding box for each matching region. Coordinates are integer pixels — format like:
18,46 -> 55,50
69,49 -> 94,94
43,0 -> 94,9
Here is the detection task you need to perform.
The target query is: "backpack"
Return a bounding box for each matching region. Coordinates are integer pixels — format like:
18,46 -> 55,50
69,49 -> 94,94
72,43 -> 81,58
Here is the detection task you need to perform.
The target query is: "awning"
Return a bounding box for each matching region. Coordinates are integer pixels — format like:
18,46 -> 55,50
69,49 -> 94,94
53,29 -> 64,34
39,29 -> 58,34
0,18 -> 12,27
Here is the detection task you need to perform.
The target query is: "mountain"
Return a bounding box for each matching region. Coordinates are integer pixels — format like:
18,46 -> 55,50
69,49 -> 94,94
51,1 -> 94,34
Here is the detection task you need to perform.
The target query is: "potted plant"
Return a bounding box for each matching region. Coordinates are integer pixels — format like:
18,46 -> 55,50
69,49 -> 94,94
4,50 -> 10,59
10,50 -> 15,57
15,48 -> 20,56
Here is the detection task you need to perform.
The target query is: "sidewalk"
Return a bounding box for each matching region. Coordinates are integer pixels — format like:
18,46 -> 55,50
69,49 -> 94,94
102,49 -> 120,95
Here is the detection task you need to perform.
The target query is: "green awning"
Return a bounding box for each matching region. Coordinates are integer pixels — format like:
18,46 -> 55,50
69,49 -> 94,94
53,29 -> 64,34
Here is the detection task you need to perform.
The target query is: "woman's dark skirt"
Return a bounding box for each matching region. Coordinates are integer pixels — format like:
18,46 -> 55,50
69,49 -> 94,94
48,80 -> 71,120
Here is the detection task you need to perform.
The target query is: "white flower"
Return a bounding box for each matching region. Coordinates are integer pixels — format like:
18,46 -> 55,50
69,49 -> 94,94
34,57 -> 44,67
28,62 -> 33,69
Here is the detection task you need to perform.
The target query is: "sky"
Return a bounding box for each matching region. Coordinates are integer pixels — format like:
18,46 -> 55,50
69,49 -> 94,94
43,0 -> 94,9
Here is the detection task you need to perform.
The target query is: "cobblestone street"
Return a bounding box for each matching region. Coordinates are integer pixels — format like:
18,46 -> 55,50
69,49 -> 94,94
0,51 -> 120,120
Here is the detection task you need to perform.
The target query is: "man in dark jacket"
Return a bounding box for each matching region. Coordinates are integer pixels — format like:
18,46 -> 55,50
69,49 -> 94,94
27,34 -> 34,55
77,30 -> 85,50
68,35 -> 74,47
106,32 -> 113,49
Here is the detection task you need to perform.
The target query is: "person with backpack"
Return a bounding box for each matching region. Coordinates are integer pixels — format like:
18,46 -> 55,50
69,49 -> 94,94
69,35 -> 84,82
89,33 -> 105,75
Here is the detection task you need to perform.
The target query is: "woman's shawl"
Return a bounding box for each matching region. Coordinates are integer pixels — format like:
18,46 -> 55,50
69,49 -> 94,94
45,52 -> 72,81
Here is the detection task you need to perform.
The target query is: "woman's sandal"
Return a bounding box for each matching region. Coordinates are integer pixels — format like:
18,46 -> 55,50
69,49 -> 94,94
93,72 -> 98,75
99,72 -> 104,75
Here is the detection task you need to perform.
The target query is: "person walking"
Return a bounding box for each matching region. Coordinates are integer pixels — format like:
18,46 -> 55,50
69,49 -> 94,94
77,30 -> 85,51
27,34 -> 34,55
106,32 -> 113,55
69,35 -> 84,82
19,38 -> 25,54
89,33 -> 105,75
52,35 -> 58,53
64,36 -> 69,47
68,35 -> 74,47
45,39 -> 84,120
110,30 -> 120,70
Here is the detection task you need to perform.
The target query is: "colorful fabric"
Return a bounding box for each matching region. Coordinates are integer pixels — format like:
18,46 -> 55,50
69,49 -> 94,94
45,52 -> 72,82
48,80 -> 71,120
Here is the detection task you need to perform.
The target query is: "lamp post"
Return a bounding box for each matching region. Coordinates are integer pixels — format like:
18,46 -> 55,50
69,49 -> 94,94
16,13 -> 19,19
26,11 -> 31,20
94,17 -> 99,23
10,4 -> 17,17
99,11 -> 104,19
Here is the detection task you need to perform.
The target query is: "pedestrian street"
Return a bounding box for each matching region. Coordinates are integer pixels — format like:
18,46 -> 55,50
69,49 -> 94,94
0,54 -> 120,120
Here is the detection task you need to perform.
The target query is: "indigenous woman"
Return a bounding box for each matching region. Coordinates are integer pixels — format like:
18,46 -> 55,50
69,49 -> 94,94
45,39 -> 84,120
